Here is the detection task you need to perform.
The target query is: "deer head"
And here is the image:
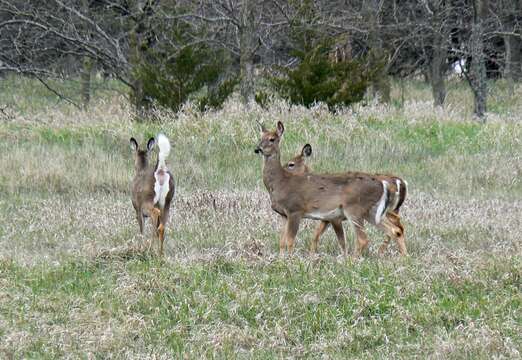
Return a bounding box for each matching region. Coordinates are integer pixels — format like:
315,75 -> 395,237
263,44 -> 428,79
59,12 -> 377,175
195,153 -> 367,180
285,144 -> 312,174
130,137 -> 155,171
254,121 -> 284,158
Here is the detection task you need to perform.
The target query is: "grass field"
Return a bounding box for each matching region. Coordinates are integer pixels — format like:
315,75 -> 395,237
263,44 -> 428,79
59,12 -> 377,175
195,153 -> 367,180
0,77 -> 521,358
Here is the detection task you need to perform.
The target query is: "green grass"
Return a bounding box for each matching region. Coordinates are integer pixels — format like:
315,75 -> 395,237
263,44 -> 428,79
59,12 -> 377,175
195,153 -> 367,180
1,257 -> 520,358
0,74 -> 126,114
0,77 -> 521,358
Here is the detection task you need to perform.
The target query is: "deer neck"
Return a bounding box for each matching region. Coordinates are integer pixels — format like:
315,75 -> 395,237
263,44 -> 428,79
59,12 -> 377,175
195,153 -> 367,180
262,153 -> 285,193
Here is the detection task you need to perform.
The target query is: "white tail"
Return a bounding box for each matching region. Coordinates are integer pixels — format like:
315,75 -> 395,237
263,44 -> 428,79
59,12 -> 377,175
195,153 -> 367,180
374,180 -> 389,225
154,134 -> 172,209
157,133 -> 171,170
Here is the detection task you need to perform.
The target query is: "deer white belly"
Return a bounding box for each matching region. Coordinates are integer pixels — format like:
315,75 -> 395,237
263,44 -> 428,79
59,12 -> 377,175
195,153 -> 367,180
154,169 -> 170,209
305,207 -> 344,221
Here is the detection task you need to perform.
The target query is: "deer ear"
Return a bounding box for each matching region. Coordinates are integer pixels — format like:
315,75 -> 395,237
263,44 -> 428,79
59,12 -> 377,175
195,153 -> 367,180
130,137 -> 138,151
302,144 -> 312,157
146,137 -> 156,151
276,121 -> 285,137
256,119 -> 266,133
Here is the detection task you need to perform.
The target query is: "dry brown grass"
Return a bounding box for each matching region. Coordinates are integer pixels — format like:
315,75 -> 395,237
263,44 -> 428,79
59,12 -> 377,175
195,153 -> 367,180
0,80 -> 521,358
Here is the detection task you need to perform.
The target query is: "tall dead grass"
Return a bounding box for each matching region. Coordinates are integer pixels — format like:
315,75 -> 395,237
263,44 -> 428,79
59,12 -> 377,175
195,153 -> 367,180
0,84 -> 521,358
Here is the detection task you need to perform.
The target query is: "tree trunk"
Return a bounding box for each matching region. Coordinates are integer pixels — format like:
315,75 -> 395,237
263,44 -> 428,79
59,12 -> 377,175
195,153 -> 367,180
505,0 -> 522,83
128,0 -> 155,118
513,34 -> 522,81
239,0 -> 256,105
503,26 -> 521,97
366,1 -> 390,104
431,32 -> 447,107
468,0 -> 489,121
374,74 -> 391,104
129,28 -> 147,115
80,57 -> 93,108
470,24 -> 487,119
504,34 -> 515,97
80,0 -> 93,109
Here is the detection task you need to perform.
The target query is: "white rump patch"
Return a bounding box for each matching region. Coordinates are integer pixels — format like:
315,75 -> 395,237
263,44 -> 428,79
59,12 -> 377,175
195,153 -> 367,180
375,180 -> 388,224
154,169 -> 170,209
153,133 -> 172,209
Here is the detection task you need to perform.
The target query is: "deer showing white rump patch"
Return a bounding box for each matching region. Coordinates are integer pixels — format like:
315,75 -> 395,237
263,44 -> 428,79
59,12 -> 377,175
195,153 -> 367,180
154,169 -> 170,209
130,133 -> 174,256
153,133 -> 172,209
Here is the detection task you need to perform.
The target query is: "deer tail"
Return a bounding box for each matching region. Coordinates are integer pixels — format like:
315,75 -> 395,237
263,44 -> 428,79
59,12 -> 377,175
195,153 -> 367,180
375,180 -> 389,224
156,133 -> 171,170
395,179 -> 408,213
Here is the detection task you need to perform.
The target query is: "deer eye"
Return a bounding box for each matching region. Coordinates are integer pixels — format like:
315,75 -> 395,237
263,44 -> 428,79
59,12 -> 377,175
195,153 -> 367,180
287,162 -> 295,169
269,138 -> 275,143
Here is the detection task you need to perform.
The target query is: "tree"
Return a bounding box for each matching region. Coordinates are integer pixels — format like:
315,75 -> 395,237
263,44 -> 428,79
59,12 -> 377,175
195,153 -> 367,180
272,41 -> 376,109
0,0 -> 131,108
426,1 -> 453,107
467,0 -> 490,120
497,0 -> 522,96
179,0 -> 275,105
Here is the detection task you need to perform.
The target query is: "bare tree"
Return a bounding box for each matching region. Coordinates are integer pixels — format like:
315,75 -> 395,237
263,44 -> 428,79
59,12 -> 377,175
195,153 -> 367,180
364,0 -> 391,103
180,0 -> 292,105
1,0 -> 519,118
425,1 -> 452,107
79,0 -> 93,107
0,0 -> 131,107
497,0 -> 522,96
467,0 -> 490,120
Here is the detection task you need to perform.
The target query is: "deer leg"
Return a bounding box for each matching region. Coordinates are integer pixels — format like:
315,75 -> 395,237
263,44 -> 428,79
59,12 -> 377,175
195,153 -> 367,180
377,212 -> 393,256
331,220 -> 347,257
158,223 -> 165,256
142,202 -> 161,253
153,213 -> 161,255
310,221 -> 329,254
285,214 -> 301,255
378,236 -> 391,256
158,208 -> 169,256
396,236 -> 407,255
279,217 -> 287,257
352,219 -> 369,258
136,208 -> 144,235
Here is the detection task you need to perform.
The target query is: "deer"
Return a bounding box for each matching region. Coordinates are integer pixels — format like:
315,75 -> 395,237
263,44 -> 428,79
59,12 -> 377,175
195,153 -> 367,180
254,121 -> 405,257
130,134 -> 175,256
284,144 -> 408,256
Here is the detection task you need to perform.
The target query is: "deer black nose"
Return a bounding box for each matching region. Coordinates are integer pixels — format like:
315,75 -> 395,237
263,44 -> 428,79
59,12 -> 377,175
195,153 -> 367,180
254,147 -> 262,154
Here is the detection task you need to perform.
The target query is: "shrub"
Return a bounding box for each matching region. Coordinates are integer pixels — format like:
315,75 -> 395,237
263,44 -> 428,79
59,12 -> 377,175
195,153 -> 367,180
197,75 -> 240,111
271,42 -> 381,110
132,45 -> 236,113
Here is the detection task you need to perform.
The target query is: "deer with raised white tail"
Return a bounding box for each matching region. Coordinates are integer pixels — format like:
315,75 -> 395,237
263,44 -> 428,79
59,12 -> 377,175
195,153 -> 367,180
255,121 -> 405,257
284,144 -> 408,256
130,134 -> 175,256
